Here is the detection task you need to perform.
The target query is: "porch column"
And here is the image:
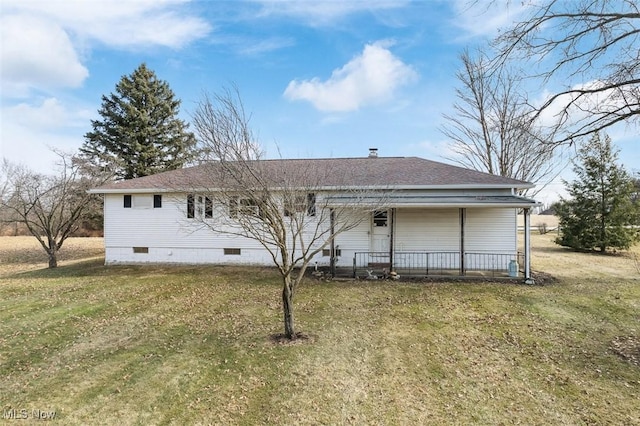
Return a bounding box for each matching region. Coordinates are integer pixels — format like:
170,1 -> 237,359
524,207 -> 532,283
389,208 -> 396,272
329,209 -> 336,277
459,208 -> 466,276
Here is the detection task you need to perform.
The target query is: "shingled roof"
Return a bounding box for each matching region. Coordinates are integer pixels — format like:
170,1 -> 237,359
90,156 -> 534,193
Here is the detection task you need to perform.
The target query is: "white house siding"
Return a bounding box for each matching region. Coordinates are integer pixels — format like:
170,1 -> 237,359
103,193 -> 323,265
464,208 -> 518,271
384,207 -> 517,272
465,208 -> 516,252
102,193 -> 519,272
104,192 -> 347,266
394,208 -> 460,252
392,208 -> 460,271
330,212 -> 370,269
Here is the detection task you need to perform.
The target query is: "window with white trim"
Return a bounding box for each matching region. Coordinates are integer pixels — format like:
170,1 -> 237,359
284,193 -> 316,217
230,197 -> 260,218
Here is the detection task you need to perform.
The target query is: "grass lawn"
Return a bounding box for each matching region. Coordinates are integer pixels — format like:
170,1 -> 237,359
1,235 -> 639,425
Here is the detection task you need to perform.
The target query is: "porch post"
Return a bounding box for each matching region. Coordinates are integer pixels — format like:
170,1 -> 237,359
524,207 -> 532,283
330,209 -> 336,277
389,208 -> 395,272
459,208 -> 466,276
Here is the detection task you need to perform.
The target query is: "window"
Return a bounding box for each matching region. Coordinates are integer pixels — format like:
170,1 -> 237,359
187,194 -> 195,218
133,195 -> 152,209
224,248 -> 241,255
307,193 -> 316,216
187,194 -> 213,219
154,195 -> 162,208
197,196 -> 204,217
205,197 -> 213,219
284,193 -> 316,217
230,197 -> 259,218
133,247 -> 149,254
124,195 -> 132,208
373,210 -> 388,227
322,248 -> 341,257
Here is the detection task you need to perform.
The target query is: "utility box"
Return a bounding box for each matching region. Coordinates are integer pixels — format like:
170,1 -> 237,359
508,260 -> 519,277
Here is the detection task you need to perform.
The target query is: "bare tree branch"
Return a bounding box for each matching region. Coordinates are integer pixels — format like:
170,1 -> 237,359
441,49 -> 564,195
1,151 -> 112,268
490,0 -> 640,145
174,87 -> 389,339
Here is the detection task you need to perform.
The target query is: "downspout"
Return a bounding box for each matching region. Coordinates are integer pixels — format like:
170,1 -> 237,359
524,207 -> 534,284
459,208 -> 466,276
330,208 -> 336,277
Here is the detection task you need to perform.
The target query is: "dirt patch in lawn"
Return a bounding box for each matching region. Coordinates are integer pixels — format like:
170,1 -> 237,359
269,332 -> 316,345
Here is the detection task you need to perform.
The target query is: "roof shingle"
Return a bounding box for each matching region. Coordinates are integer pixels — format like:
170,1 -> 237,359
91,156 -> 534,192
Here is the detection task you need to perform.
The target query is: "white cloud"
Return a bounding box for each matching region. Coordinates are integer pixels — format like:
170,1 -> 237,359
284,41 -> 417,112
241,37 -> 296,56
3,98 -> 91,130
0,98 -> 92,172
534,80 -> 635,138
449,0 -> 532,40
251,0 -> 410,26
0,0 -> 211,97
0,15 -> 89,96
2,0 -> 211,48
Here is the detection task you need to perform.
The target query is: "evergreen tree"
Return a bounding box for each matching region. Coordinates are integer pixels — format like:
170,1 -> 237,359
81,63 -> 196,179
556,133 -> 639,252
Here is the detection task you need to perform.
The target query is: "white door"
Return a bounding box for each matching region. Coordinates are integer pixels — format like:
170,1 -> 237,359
371,210 -> 390,253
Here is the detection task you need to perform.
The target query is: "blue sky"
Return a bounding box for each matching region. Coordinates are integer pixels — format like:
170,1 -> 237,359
1,0 -> 638,206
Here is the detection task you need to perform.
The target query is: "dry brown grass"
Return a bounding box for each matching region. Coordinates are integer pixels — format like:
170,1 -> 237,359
1,235 -> 639,424
526,232 -> 640,280
0,236 -> 104,275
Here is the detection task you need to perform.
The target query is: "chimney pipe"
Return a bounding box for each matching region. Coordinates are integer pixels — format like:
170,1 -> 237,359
368,148 -> 378,158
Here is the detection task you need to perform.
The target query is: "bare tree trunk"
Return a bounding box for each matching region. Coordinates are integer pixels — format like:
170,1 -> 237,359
47,249 -> 58,268
282,277 -> 295,339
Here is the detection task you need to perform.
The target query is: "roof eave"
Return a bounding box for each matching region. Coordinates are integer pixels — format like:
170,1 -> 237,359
89,182 -> 535,194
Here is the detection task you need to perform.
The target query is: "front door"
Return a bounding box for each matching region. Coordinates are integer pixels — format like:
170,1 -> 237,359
371,210 -> 390,253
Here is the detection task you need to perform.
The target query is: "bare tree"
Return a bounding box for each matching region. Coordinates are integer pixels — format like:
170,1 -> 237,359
183,88 -> 388,340
441,49 -> 562,193
1,151 -> 110,268
491,0 -> 640,144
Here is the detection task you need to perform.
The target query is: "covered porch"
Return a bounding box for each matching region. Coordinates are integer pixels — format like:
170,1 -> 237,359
327,193 -> 539,282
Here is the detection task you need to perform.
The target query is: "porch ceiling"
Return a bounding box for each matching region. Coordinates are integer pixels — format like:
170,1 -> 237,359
325,194 -> 540,208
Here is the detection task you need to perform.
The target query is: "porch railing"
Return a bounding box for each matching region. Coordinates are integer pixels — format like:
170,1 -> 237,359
351,251 -> 524,278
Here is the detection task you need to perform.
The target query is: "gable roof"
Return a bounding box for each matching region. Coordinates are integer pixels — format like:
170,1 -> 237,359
90,156 -> 535,193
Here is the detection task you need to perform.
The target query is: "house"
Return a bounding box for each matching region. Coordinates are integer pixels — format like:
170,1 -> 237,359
89,151 -> 539,281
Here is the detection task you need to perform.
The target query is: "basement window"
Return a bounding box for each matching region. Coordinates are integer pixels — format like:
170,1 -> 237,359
133,247 -> 149,254
224,248 -> 241,255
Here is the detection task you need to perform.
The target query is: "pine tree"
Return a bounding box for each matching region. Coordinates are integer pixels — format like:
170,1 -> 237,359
556,132 -> 639,252
81,63 -> 196,180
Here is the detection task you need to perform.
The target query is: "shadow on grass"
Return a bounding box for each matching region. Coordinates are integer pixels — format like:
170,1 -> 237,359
7,260 -> 285,287
5,257 -> 110,279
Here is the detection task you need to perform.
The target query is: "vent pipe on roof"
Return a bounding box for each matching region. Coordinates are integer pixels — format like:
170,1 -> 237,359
368,148 -> 378,158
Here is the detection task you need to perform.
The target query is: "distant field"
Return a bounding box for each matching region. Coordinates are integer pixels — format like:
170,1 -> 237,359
0,234 -> 639,424
0,237 -> 104,275
517,214 -> 560,230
